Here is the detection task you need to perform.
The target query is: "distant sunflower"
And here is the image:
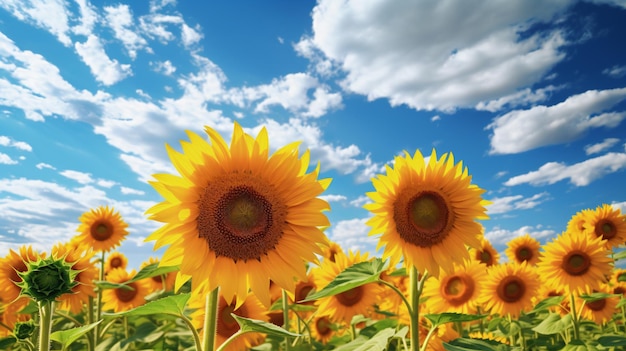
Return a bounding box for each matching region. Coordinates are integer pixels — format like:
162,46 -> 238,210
582,204 -> 626,249
190,290 -> 267,351
612,268 -> 626,285
313,250 -> 382,325
468,332 -> 509,345
469,237 -> 499,267
145,122 -> 331,307
424,260 -> 487,314
101,269 -> 149,313
105,251 -> 128,274
322,241 -> 344,263
566,208 -> 592,235
0,298 -> 31,338
140,257 -> 176,293
536,231 -> 613,295
310,315 -> 336,344
505,234 -> 540,266
52,242 -> 98,314
74,206 -> 128,252
0,245 -> 41,309
577,286 -> 620,325
365,149 -> 488,276
480,262 -> 540,318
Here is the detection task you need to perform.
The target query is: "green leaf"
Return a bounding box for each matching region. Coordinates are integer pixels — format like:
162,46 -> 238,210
578,292 -> 619,302
333,336 -> 368,351
532,313 -> 571,335
0,336 -> 16,349
126,262 -> 179,283
120,321 -> 163,347
424,312 -> 487,327
50,321 -> 101,349
613,250 -> 626,261
102,293 -> 190,318
95,281 -> 134,290
352,328 -> 395,351
302,258 -> 387,302
443,337 -> 507,351
597,335 -> 626,347
530,295 -> 565,313
561,339 -> 598,351
232,314 -> 301,338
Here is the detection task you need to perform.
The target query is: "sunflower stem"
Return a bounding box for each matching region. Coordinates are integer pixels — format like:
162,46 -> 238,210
418,322 -> 438,351
94,251 -> 105,345
410,267 -> 427,351
378,278 -> 413,316
202,287 -> 219,351
37,301 -> 54,351
180,313 -> 203,351
569,293 -> 580,341
87,296 -> 95,351
216,330 -> 245,351
282,289 -> 291,351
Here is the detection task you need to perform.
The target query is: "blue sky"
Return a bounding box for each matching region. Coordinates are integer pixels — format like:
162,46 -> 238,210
1,0 -> 626,270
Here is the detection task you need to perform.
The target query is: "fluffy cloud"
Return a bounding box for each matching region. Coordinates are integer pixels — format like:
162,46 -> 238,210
488,88 -> 626,154
75,35 -> 133,85
485,225 -> 556,246
60,170 -> 94,184
301,0 -> 571,111
584,138 -> 621,155
0,0 -> 72,46
0,135 -> 32,151
328,217 -> 377,254
0,153 -> 17,165
104,4 -> 150,59
487,192 -> 550,215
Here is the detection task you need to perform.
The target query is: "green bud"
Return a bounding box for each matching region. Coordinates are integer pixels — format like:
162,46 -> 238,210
13,320 -> 36,340
17,256 -> 79,303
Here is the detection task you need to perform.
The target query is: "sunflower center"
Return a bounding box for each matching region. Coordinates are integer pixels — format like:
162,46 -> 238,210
394,190 -> 453,248
217,300 -> 244,337
91,221 -> 113,241
561,251 -> 591,276
198,175 -> 288,261
479,250 -> 494,266
516,247 -> 533,262
315,316 -> 332,336
115,283 -> 138,303
110,257 -> 122,268
496,276 -> 526,303
595,220 -> 617,240
614,286 -> 626,296
336,286 -> 364,307
442,274 -> 475,306
295,282 -> 315,304
586,298 -> 607,311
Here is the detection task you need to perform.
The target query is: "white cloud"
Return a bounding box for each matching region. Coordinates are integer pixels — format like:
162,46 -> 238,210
603,65 -> 626,78
487,192 -> 550,215
71,0 -> 98,36
60,170 -> 93,184
319,194 -> 347,202
36,163 -> 55,170
349,195 -> 370,207
612,201 -> 626,213
585,138 -> 620,155
139,14 -> 182,43
328,217 -> 377,255
0,135 -> 32,151
488,88 -> 626,154
104,4 -> 150,59
302,0 -> 570,111
181,23 -> 203,47
476,85 -> 560,112
505,152 -> 626,187
75,35 -> 133,85
97,179 -> 117,188
431,115 -> 441,122
152,60 -> 176,75
0,152 -> 18,165
0,0 -> 72,46
120,186 -> 145,195
485,225 -> 556,245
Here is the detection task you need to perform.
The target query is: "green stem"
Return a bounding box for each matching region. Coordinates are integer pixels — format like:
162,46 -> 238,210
202,287 -> 220,351
621,305 -> 626,333
87,296 -> 95,351
419,323 -> 438,351
37,301 -> 54,351
216,330 -> 244,351
123,316 -> 129,339
410,267 -> 428,351
569,293 -> 580,341
378,279 -> 413,316
95,251 -> 105,345
179,313 -> 203,351
282,289 -> 291,350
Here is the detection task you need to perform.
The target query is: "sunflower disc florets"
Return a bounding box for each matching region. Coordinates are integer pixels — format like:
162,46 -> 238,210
16,256 -> 79,303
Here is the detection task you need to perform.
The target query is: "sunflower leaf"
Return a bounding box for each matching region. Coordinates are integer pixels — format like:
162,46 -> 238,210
443,337 -> 510,351
50,321 -> 101,349
424,312 -> 487,327
597,335 -> 626,347
102,293 -> 191,319
352,328 -> 395,351
529,295 -> 565,313
578,292 -> 619,302
95,281 -> 134,290
231,314 -> 301,338
613,249 -> 626,261
126,262 -> 179,283
301,258 -> 387,302
532,313 -> 571,335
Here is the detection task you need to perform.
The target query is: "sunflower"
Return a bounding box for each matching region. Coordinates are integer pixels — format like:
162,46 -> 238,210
469,237 -> 499,267
310,315 -> 336,344
533,284 -> 568,316
101,268 -> 150,313
424,259 -> 487,314
468,332 -> 509,345
105,251 -> 128,275
0,298 -> 31,338
74,206 -> 128,252
582,204 -> 626,249
0,245 -> 41,310
566,208 -> 592,235
189,290 -> 268,351
140,257 -> 176,293
322,241 -> 344,263
536,231 -> 613,295
480,262 -> 540,318
365,149 -> 488,276
313,250 -> 382,325
145,122 -> 331,307
52,242 -> 98,314
419,318 -> 460,351
612,268 -> 626,286
577,285 -> 620,325
505,234 -> 541,266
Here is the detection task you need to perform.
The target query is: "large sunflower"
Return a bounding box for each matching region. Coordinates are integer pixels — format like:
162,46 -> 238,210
505,234 -> 541,266
0,245 -> 41,309
536,231 -> 613,295
146,122 -> 330,307
74,206 -> 128,252
313,250 -> 382,325
581,204 -> 626,249
479,262 -> 540,318
52,242 -> 98,314
365,149 -> 488,276
101,268 -> 150,313
423,259 -> 487,314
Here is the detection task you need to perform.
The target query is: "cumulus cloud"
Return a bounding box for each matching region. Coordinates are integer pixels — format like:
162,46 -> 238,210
476,85 -> 560,112
36,163 -> 55,170
0,135 -> 32,151
181,23 -> 203,47
152,60 -> 176,75
301,0 -> 571,111
488,88 -> 626,154
485,225 -> 556,245
75,35 -> 133,85
328,217 -> 377,254
104,4 -> 150,59
584,138 -> 620,155
487,192 -> 550,215
120,186 -> 145,195
0,153 -> 18,165
505,152 -> 626,187
60,170 -> 93,184
0,0 -> 72,46
319,194 -> 347,202
72,0 -> 98,36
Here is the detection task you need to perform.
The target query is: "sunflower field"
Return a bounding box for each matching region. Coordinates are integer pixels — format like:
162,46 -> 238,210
2,123 -> 626,351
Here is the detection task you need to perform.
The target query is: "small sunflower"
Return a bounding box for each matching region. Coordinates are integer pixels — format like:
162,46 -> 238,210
322,241 -> 344,263
101,268 -> 150,313
536,231 -> 613,295
310,315 -> 336,344
105,251 -> 128,274
52,242 -> 98,314
424,259 -> 487,314
469,237 -> 499,267
582,204 -> 626,249
468,331 -> 509,345
612,268 -> 626,285
505,234 -> 540,266
566,208 -> 592,235
365,149 -> 488,276
313,250 -> 382,325
145,122 -> 331,307
190,290 -> 268,351
577,286 -> 620,325
480,262 -> 540,318
0,245 -> 41,309
0,298 -> 31,338
74,206 -> 128,252
140,257 -> 176,293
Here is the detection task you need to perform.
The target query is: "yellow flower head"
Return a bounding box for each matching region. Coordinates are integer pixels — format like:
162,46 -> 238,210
74,206 -> 128,252
480,262 -> 540,319
145,122 -> 331,307
105,251 -> 128,274
101,269 -> 150,313
469,237 -> 499,267
424,259 -> 487,314
505,234 -> 541,266
582,204 -> 626,249
52,242 -> 98,314
0,245 -> 42,309
365,149 -> 488,276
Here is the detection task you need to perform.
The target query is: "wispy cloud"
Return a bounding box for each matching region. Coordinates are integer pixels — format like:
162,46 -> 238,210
75,35 -> 133,85
584,137 -> 620,155
487,192 -> 550,214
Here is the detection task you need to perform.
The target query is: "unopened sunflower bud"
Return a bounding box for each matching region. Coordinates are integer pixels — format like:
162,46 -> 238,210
17,256 -> 79,303
13,320 -> 36,340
